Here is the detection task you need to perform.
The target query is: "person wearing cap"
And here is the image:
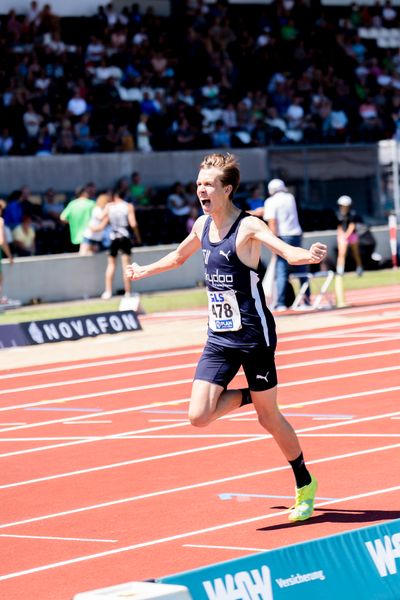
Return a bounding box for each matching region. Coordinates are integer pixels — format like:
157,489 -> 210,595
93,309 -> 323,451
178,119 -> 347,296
253,179 -> 310,311
336,195 -> 363,276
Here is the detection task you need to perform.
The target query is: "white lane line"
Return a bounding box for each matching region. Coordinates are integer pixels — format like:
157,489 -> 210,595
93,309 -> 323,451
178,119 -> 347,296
0,313 -> 398,383
183,544 -> 268,552
0,437 -> 97,442
63,421 -> 112,425
312,417 -> 353,421
0,363 -> 197,396
3,346 -> 400,397
279,335 -> 399,356
302,433 -> 400,437
280,320 -> 400,343
0,406 -> 398,498
0,348 -> 202,381
1,444 -> 399,531
0,379 -> 194,417
1,384 -> 400,460
148,419 -> 189,422
1,357 -> 399,424
0,534 -> 117,543
0,483 -> 398,583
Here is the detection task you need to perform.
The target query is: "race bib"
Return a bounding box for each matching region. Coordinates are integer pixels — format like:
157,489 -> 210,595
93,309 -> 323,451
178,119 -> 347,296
207,289 -> 242,332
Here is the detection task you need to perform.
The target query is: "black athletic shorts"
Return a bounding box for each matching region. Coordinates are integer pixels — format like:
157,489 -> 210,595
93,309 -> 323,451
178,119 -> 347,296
109,236 -> 132,257
194,341 -> 278,391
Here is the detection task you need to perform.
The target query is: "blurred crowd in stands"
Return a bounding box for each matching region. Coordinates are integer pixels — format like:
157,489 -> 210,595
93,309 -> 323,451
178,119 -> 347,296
2,0 -> 400,256
2,0 -> 400,158
0,172 -> 270,254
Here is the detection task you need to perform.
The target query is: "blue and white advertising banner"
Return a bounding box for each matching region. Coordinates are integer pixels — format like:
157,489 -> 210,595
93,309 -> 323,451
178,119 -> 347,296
20,311 -> 141,345
0,311 -> 141,349
0,324 -> 30,349
160,518 -> 400,599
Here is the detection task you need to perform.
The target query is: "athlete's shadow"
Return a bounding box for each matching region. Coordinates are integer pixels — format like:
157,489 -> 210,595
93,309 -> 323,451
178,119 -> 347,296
257,507 -> 400,532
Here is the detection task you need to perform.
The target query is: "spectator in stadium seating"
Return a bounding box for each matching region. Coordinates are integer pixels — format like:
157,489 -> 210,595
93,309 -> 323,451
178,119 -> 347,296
166,181 -> 192,241
66,89 -> 89,119
115,178 -> 133,204
0,128 -> 14,156
117,124 -> 135,152
4,0 -> 400,161
130,172 -> 152,208
381,0 -> 398,27
12,214 -> 36,256
3,191 -> 24,231
26,1 -> 40,27
245,184 -> 265,212
85,35 -> 106,65
42,188 -> 65,224
98,122 -> 119,153
211,118 -> 231,148
74,113 -> 96,153
22,103 -> 42,152
136,114 -> 153,152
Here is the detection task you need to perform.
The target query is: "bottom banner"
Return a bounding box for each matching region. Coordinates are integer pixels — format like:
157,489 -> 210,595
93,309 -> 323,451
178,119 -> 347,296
0,310 -> 141,349
160,518 -> 400,599
0,323 -> 30,349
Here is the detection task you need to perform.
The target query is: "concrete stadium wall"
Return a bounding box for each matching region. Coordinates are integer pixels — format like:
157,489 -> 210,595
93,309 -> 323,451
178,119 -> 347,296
0,149 -> 269,196
1,226 -> 395,304
0,146 -> 378,196
0,0 -> 170,17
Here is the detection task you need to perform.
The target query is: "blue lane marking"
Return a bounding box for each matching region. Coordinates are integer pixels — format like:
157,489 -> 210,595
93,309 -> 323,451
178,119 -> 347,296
219,493 -> 337,501
24,407 -> 103,412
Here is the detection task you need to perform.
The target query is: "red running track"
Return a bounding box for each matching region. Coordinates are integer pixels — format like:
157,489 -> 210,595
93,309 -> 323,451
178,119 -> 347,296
1,299 -> 400,599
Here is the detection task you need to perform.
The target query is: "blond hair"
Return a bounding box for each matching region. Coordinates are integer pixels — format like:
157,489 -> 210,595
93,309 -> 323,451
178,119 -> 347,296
96,192 -> 111,209
199,153 -> 240,200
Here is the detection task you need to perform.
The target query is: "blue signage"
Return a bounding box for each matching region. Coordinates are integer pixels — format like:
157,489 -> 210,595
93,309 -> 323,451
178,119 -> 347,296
159,518 -> 400,599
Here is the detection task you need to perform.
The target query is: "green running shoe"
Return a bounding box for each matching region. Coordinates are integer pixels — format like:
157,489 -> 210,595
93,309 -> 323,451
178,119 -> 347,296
288,475 -> 318,523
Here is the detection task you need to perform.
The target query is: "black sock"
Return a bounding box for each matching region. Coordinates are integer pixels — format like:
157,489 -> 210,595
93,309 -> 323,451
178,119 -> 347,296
289,452 -> 312,489
240,388 -> 252,406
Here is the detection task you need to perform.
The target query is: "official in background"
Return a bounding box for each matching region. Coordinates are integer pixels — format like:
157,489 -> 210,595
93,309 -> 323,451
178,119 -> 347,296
258,179 -> 310,311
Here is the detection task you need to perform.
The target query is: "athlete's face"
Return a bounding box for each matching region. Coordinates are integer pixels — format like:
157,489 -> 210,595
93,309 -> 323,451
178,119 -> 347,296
196,167 -> 231,214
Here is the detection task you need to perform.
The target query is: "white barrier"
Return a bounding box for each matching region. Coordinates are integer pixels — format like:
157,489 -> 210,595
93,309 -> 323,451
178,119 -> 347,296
0,226 -> 396,304
73,580 -> 192,599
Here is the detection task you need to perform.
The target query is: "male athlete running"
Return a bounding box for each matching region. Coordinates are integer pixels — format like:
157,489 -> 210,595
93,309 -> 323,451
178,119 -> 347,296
126,153 -> 327,522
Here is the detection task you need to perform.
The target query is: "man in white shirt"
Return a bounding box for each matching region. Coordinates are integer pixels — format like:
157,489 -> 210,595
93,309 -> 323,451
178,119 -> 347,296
255,178 -> 310,310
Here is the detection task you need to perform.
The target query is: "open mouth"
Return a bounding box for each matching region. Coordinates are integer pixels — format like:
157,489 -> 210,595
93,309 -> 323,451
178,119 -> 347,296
200,199 -> 211,209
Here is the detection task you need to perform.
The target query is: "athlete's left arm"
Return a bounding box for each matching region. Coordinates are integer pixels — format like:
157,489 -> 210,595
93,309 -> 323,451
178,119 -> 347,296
245,216 -> 327,265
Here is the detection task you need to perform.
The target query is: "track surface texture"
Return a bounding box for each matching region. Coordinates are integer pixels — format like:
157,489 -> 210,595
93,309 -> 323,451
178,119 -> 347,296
0,284 -> 399,599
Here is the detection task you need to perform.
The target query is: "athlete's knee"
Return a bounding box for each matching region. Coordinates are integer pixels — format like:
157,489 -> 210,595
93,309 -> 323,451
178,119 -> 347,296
188,407 -> 213,427
257,408 -> 283,433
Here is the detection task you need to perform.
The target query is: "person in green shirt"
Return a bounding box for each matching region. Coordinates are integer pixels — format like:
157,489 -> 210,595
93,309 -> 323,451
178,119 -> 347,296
60,186 -> 95,252
129,171 -> 152,207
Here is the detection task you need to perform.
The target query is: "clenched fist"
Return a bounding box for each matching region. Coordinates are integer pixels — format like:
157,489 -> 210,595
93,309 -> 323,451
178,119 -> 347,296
309,243 -> 327,264
125,262 -> 143,281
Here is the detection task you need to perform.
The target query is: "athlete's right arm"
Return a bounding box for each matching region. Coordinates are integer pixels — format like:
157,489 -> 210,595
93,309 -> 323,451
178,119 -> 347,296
126,216 -> 205,281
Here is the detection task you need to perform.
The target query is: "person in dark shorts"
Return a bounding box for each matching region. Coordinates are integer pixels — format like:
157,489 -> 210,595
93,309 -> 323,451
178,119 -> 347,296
126,153 -> 327,523
97,189 -> 142,299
